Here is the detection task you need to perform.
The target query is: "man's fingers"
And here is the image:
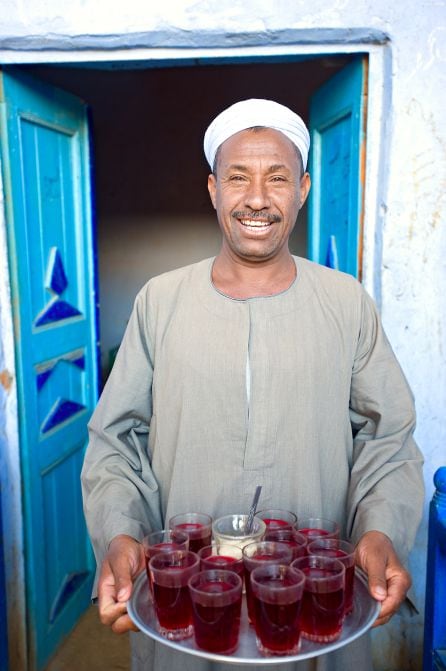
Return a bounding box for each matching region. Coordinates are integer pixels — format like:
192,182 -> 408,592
372,591 -> 400,626
370,571 -> 411,627
361,543 -> 389,601
96,536 -> 146,634
98,558 -> 120,613
97,540 -> 142,630
98,561 -> 129,627
373,611 -> 392,628
108,550 -> 136,602
99,599 -> 128,627
355,530 -> 413,628
367,572 -> 388,601
111,613 -> 140,634
374,567 -> 412,623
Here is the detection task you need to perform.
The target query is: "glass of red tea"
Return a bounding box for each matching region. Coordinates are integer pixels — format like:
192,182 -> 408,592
142,529 -> 190,590
149,550 -> 200,640
198,543 -> 244,579
188,569 -> 243,654
250,564 -> 305,656
264,527 -> 308,560
307,538 -> 355,615
292,554 -> 345,643
169,512 -> 213,553
256,509 -> 297,530
296,517 -> 340,541
243,541 -> 293,625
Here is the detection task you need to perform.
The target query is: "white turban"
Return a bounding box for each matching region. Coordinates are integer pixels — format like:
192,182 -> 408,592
203,98 -> 310,171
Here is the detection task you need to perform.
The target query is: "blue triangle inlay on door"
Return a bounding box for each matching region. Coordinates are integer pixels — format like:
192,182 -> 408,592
36,349 -> 86,391
46,247 -> 68,295
35,247 -> 82,326
49,571 -> 90,624
35,298 -> 81,327
41,398 -> 86,434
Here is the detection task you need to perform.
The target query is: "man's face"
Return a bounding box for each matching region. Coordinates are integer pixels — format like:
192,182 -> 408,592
208,127 -> 310,264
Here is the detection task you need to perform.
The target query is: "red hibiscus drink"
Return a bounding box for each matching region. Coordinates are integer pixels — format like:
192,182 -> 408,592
308,538 -> 355,615
264,527 -> 308,560
296,517 -> 340,541
169,512 -> 213,553
188,570 -> 243,654
250,564 -> 305,656
256,509 -> 297,530
149,550 -> 200,640
292,555 -> 345,642
198,544 -> 244,580
142,529 -> 190,580
242,541 -> 293,625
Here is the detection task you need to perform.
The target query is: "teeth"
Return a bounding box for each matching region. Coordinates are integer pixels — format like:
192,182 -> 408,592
240,219 -> 271,228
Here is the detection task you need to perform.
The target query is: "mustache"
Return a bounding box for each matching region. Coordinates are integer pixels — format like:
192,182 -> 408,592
232,210 -> 281,223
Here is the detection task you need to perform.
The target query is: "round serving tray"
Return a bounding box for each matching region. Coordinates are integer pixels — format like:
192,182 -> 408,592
128,569 -> 379,664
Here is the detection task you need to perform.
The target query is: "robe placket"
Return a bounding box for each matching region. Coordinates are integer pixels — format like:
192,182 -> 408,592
242,299 -> 276,511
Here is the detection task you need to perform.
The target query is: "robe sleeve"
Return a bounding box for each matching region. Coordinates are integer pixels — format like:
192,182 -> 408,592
81,285 -> 163,593
346,288 -> 424,560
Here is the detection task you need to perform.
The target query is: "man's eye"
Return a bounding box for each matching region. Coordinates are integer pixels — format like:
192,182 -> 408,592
271,175 -> 286,182
229,175 -> 246,181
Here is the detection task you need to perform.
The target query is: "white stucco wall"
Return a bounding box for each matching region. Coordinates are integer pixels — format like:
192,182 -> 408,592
0,165 -> 27,671
0,2 -> 445,669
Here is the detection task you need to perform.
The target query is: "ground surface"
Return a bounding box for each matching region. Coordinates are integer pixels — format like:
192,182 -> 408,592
44,606 -> 130,671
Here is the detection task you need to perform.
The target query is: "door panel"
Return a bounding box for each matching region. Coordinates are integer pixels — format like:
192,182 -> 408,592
308,58 -> 367,278
0,68 -> 98,670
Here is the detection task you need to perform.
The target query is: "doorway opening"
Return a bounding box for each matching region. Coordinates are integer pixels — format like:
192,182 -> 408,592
0,50 -> 372,670
22,56 -> 357,384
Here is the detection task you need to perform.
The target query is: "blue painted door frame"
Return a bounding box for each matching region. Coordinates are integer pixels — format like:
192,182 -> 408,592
308,57 -> 366,278
0,68 -> 98,670
0,494 -> 8,671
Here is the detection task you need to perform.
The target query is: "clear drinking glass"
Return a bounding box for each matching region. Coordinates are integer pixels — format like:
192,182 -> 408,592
212,514 -> 266,550
242,540 -> 293,625
308,538 -> 355,615
250,564 -> 305,656
168,512 -> 213,553
142,528 -> 190,590
149,550 -> 200,640
264,527 -> 308,560
295,517 -> 340,541
188,569 -> 243,654
292,554 -> 345,642
256,508 -> 297,530
198,543 -> 244,579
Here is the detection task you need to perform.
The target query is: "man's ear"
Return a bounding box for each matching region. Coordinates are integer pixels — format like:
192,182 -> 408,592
299,172 -> 311,208
208,173 -> 217,210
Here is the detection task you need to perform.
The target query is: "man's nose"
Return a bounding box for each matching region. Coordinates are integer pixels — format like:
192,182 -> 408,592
244,178 -> 271,210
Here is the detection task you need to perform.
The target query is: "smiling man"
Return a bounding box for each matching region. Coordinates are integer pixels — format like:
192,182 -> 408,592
82,99 -> 424,671
208,126 -> 310,298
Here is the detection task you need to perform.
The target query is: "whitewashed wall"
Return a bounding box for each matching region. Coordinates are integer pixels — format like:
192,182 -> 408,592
0,2 -> 445,669
0,167 -> 27,670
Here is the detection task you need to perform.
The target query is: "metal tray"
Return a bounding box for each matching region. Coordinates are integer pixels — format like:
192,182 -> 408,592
128,569 -> 380,664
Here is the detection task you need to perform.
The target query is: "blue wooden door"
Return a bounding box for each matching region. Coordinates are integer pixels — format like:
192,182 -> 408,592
0,68 -> 98,670
308,58 -> 366,278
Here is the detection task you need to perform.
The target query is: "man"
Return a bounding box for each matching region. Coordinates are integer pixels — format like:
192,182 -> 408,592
82,99 -> 424,670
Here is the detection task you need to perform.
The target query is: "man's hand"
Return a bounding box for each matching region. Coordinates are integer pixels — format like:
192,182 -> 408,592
355,530 -> 412,627
98,534 -> 145,634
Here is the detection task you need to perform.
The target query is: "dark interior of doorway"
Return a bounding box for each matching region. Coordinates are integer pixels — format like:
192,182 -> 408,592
22,56 -> 353,383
